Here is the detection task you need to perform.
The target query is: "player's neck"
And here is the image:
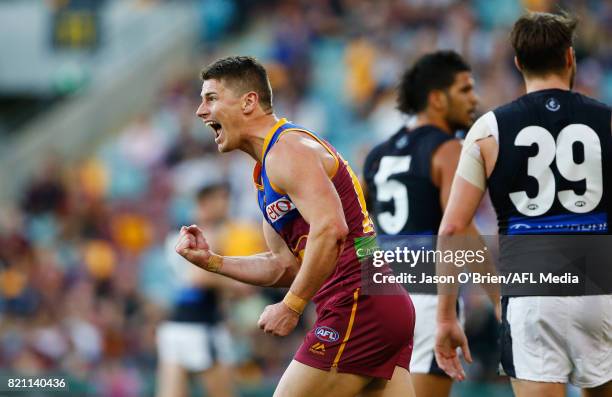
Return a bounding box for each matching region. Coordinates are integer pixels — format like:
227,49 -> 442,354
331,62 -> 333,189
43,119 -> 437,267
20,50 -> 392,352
412,114 -> 452,135
523,74 -> 571,94
239,113 -> 280,162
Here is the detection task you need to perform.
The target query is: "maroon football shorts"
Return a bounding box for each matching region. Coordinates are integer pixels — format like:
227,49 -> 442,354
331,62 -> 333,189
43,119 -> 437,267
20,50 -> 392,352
294,286 -> 415,380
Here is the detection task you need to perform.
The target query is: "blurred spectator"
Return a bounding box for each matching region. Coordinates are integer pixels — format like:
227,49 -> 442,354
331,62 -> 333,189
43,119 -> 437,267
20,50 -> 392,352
156,182 -> 262,397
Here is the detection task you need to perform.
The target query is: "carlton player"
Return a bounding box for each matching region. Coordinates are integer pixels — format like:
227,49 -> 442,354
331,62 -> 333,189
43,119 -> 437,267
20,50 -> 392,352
435,12 -> 612,397
363,51 -> 493,397
175,56 -> 416,397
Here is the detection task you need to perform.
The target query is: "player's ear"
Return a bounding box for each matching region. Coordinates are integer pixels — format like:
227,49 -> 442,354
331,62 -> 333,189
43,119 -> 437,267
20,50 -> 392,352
429,89 -> 447,112
242,91 -> 259,114
566,46 -> 575,69
513,56 -> 523,73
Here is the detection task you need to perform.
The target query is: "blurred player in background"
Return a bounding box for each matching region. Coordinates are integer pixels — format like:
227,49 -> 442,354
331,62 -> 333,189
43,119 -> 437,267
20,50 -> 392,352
435,12 -> 612,397
176,56 -> 416,397
157,183 -> 243,397
363,50 -> 486,397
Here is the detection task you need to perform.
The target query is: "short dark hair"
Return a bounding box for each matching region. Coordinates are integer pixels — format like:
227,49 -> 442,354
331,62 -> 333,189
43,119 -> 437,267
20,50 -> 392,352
201,56 -> 273,111
510,12 -> 577,76
196,182 -> 230,201
397,50 -> 471,115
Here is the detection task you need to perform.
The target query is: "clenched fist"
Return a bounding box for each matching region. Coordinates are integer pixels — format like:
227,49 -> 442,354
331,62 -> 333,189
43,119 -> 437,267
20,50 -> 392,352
257,302 -> 300,336
175,225 -> 222,272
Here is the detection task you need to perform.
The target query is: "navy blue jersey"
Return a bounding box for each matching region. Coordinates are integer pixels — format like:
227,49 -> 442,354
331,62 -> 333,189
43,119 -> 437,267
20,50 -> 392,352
170,287 -> 220,324
487,89 -> 612,235
166,232 -> 221,324
363,126 -> 454,236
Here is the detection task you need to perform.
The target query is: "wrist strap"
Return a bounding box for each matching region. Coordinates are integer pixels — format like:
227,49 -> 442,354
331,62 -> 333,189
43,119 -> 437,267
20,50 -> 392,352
283,291 -> 308,315
207,254 -> 223,273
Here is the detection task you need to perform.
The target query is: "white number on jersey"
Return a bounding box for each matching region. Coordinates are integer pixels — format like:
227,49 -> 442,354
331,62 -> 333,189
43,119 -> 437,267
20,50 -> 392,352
374,156 -> 411,234
509,124 -> 603,216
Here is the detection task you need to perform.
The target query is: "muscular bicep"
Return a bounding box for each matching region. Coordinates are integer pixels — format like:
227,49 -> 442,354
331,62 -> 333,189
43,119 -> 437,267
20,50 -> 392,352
439,175 -> 486,234
284,164 -> 345,228
266,136 -> 347,232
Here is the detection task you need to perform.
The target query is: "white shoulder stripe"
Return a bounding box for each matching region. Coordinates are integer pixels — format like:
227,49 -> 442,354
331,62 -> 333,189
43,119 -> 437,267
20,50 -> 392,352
482,111 -> 499,143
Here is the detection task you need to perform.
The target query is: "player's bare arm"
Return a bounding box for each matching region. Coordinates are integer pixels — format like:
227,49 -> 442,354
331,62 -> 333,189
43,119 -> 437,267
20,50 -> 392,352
433,136 -> 500,300
174,130 -> 349,338
190,263 -> 252,291
266,132 -> 348,300
174,222 -> 299,287
434,117 -> 500,381
431,139 -> 462,210
434,175 -> 483,381
256,132 -> 349,336
176,230 -> 256,291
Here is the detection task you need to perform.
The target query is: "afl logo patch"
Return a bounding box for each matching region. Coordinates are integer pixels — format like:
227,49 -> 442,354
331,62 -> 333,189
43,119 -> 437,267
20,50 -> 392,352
575,200 -> 586,207
545,97 -> 560,112
315,326 -> 339,342
527,203 -> 539,211
266,197 -> 296,223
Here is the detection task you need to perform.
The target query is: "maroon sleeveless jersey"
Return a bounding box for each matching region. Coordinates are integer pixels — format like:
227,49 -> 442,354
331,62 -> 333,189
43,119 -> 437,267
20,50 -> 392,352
255,119 -> 414,379
254,118 -> 375,306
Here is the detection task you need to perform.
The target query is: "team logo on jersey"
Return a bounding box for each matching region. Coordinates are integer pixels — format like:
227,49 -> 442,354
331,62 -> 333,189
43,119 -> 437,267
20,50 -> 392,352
309,342 -> 326,356
545,97 -> 560,112
395,135 -> 409,149
315,326 -> 339,342
266,197 -> 296,223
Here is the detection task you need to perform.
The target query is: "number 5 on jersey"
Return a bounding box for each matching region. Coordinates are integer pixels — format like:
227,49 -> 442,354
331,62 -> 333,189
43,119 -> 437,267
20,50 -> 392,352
373,156 -> 412,234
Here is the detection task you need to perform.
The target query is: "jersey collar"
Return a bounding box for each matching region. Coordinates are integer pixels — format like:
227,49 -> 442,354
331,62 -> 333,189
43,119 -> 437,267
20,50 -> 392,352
261,118 -> 288,160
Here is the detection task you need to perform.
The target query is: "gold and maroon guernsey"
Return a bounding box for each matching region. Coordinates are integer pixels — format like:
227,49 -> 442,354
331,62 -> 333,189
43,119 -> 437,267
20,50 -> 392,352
254,118 -> 375,306
254,118 -> 414,379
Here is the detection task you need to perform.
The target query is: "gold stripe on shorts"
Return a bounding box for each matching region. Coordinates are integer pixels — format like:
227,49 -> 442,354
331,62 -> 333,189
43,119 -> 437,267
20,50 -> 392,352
332,288 -> 360,367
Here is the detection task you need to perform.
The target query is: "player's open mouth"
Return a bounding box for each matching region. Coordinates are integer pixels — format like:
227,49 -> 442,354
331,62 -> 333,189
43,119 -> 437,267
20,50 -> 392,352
205,120 -> 223,142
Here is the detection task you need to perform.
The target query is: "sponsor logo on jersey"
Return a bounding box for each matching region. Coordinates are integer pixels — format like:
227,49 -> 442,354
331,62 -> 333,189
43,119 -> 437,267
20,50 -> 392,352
508,212 -> 608,235
509,223 -> 532,230
266,197 -> 296,223
309,342 -> 326,356
315,326 -> 340,342
545,97 -> 560,112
